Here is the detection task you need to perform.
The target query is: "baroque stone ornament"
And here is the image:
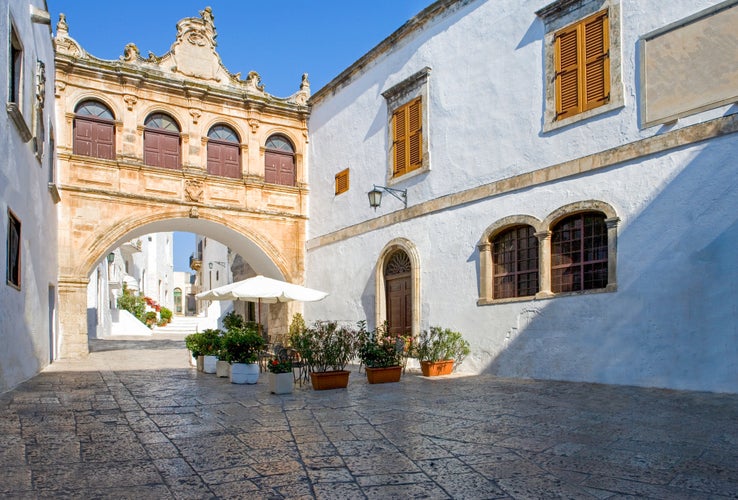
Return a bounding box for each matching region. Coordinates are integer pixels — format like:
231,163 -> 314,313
169,7 -> 221,81
185,179 -> 204,203
121,43 -> 140,62
123,95 -> 137,111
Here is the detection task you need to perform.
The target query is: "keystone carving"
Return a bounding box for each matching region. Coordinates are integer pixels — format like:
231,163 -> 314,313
189,109 -> 202,124
248,118 -> 260,134
123,95 -> 137,111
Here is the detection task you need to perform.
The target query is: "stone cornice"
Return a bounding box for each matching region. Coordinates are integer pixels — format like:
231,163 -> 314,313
307,113 -> 738,250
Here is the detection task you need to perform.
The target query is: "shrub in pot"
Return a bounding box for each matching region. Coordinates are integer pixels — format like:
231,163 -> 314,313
267,353 -> 294,394
411,326 -> 470,376
357,322 -> 406,384
290,320 -> 357,390
185,329 -> 222,373
221,325 -> 265,384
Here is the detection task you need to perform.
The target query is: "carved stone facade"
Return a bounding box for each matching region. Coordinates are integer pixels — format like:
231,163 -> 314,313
54,8 -> 310,358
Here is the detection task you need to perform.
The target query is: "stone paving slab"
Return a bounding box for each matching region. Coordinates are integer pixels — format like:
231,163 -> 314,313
0,336 -> 737,498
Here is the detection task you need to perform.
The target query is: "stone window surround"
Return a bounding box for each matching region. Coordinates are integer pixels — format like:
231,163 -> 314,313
537,0 -> 624,132
381,67 -> 431,186
7,17 -> 32,143
374,237 -> 421,338
477,200 -> 619,305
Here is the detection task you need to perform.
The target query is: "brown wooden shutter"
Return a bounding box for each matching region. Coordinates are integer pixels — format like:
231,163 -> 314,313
555,25 -> 580,119
73,119 -> 93,156
335,168 -> 349,195
583,12 -> 609,110
94,122 -> 114,160
393,107 -> 407,176
408,98 -> 422,171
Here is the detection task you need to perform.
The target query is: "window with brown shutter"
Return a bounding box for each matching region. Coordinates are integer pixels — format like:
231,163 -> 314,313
73,100 -> 115,160
335,168 -> 349,195
554,11 -> 610,120
392,97 -> 422,177
143,113 -> 181,169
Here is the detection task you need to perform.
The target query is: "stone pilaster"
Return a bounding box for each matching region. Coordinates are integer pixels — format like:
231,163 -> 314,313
58,277 -> 90,359
535,230 -> 554,298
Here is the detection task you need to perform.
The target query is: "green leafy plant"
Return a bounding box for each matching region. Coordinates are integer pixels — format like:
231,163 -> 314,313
357,321 -> 406,368
221,325 -> 265,364
159,307 -> 172,324
185,329 -> 223,357
411,326 -> 470,365
267,357 -> 293,374
223,311 -> 244,331
290,320 -> 357,372
287,313 -> 306,347
116,283 -> 147,324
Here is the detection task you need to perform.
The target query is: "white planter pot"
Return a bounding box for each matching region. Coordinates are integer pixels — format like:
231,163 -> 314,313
230,362 -> 259,384
203,355 -> 218,374
216,360 -> 230,378
268,372 -> 294,394
189,352 -> 197,367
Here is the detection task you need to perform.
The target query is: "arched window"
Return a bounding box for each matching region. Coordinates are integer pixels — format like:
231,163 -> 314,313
144,113 -> 180,169
207,124 -> 241,179
385,250 -> 412,336
264,134 -> 295,186
492,225 -> 539,299
73,100 -> 115,159
551,212 -> 608,293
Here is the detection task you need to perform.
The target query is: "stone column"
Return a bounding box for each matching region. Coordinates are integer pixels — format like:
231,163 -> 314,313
535,230 -> 554,298
477,242 -> 492,303
58,276 -> 90,359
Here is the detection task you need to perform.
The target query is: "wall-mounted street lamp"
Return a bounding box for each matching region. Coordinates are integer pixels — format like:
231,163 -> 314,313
107,252 -> 115,264
367,185 -> 407,210
208,261 -> 226,269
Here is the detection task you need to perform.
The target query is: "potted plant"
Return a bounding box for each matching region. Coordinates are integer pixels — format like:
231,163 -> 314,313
357,322 -> 406,384
221,325 -> 265,384
185,329 -> 222,373
290,320 -> 357,390
267,353 -> 294,394
411,326 -> 470,376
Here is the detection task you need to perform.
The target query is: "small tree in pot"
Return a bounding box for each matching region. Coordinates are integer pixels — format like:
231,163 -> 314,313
185,329 -> 223,373
411,326 -> 470,376
290,320 -> 358,390
357,321 -> 407,384
221,325 -> 265,384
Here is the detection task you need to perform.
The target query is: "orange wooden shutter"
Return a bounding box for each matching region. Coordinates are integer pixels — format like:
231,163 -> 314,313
408,98 -> 422,171
555,11 -> 609,120
555,25 -> 580,119
393,107 -> 407,175
583,12 -> 609,110
335,168 -> 349,195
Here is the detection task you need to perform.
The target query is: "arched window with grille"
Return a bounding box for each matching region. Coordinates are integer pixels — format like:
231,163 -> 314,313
492,225 -> 539,299
551,212 -> 608,293
73,100 -> 115,159
264,134 -> 295,186
207,124 -> 241,179
144,113 -> 181,169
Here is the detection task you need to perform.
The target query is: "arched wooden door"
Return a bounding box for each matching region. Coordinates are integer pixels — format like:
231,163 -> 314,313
385,250 -> 412,336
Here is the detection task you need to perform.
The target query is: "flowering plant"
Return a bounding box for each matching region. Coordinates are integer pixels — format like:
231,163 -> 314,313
267,357 -> 293,374
357,322 -> 407,368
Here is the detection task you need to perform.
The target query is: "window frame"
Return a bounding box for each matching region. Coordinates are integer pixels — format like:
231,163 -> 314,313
492,225 -> 540,300
206,124 -> 241,179
6,209 -> 21,290
381,67 -> 431,185
6,19 -> 32,142
73,100 -> 116,160
537,0 -> 624,132
264,134 -> 296,186
550,212 -> 609,293
143,112 -> 181,170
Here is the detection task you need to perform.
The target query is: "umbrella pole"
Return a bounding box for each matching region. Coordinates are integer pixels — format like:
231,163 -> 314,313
258,298 -> 262,336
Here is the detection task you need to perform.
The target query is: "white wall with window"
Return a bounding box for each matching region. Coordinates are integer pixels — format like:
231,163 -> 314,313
0,0 -> 57,393
305,0 -> 738,393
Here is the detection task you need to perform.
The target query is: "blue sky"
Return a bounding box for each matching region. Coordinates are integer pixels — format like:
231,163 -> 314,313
48,1 -> 431,272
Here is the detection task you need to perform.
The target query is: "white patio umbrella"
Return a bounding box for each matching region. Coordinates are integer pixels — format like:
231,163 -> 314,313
195,275 -> 328,333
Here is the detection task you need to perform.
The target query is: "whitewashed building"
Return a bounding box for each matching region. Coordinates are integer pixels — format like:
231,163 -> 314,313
305,0 -> 738,393
0,0 -> 57,392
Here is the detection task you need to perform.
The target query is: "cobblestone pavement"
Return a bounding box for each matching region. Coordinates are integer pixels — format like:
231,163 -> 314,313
1,336 -> 737,499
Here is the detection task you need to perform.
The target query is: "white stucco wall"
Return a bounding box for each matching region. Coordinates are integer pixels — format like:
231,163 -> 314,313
0,0 -> 58,393
305,0 -> 738,393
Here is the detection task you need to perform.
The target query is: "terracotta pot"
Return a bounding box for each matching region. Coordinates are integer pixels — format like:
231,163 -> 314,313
230,362 -> 259,384
365,365 -> 402,384
196,355 -> 204,372
420,359 -> 454,377
268,372 -> 294,394
203,355 -> 218,374
216,360 -> 230,378
310,370 -> 350,390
